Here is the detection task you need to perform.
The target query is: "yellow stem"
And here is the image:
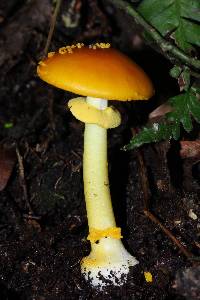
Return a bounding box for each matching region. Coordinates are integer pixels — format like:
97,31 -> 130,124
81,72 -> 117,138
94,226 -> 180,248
81,97 -> 138,287
83,97 -> 116,229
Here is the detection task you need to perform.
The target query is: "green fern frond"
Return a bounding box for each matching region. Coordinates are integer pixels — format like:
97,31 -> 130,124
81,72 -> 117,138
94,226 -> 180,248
125,88 -> 200,150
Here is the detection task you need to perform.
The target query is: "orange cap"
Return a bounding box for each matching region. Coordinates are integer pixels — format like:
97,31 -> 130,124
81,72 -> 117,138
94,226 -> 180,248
37,43 -> 154,101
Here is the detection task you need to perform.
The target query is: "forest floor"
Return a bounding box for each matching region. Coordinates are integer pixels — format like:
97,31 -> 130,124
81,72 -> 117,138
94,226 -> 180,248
0,1 -> 199,299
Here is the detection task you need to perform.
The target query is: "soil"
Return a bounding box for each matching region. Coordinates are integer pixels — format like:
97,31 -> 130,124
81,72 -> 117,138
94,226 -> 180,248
0,1 -> 200,299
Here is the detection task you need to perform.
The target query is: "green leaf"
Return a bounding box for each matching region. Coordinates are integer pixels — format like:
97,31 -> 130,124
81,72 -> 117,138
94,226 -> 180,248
180,0 -> 200,22
171,121 -> 180,140
170,65 -> 182,78
138,0 -> 200,52
189,93 -> 200,123
168,91 -> 195,132
183,20 -> 200,47
180,67 -> 190,91
138,0 -> 177,36
124,123 -> 173,150
125,89 -> 200,150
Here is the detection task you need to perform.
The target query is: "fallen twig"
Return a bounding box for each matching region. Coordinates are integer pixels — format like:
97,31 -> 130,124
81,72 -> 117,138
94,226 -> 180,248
16,146 -> 33,214
144,210 -> 193,259
43,0 -> 63,57
132,129 -> 194,259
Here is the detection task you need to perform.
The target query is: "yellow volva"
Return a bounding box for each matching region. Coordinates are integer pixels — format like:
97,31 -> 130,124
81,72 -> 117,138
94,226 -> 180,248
37,43 -> 154,288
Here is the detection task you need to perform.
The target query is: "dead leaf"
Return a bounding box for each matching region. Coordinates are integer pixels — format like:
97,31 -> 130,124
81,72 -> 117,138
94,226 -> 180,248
180,141 -> 200,159
0,143 -> 16,191
149,103 -> 172,121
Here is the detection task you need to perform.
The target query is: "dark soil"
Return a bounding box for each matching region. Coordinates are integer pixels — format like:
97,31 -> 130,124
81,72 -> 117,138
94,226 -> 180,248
0,1 -> 200,299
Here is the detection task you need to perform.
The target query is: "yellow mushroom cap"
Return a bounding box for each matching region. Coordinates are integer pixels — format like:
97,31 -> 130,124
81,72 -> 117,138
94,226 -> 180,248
37,44 -> 154,101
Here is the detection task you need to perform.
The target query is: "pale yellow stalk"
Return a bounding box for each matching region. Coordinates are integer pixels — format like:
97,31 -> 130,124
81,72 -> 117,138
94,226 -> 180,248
83,97 -> 115,229
81,97 -> 138,288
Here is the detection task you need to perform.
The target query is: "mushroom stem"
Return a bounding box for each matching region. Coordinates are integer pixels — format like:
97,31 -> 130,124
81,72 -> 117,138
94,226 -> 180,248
81,96 -> 138,288
83,97 -> 115,229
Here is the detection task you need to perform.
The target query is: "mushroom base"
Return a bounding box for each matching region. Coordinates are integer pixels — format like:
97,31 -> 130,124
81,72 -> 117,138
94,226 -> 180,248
81,238 -> 138,289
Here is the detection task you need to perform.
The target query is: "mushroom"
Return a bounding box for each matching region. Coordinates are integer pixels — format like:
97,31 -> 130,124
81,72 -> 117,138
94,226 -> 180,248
37,43 -> 154,288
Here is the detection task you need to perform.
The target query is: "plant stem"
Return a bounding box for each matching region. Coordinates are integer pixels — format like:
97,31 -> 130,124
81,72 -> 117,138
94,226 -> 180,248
108,0 -> 200,70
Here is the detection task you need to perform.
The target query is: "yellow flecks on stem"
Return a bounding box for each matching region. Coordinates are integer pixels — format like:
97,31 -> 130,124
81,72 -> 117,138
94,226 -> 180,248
39,42 -> 111,70
37,63 -> 48,75
76,42 -> 83,48
47,43 -> 110,58
89,42 -> 111,50
47,51 -> 55,58
38,61 -> 46,66
59,46 -> 67,54
58,43 -> 84,54
87,227 -> 122,243
144,272 -> 153,283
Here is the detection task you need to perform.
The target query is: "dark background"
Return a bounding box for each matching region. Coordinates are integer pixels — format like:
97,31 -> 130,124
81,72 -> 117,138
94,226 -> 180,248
0,1 -> 199,299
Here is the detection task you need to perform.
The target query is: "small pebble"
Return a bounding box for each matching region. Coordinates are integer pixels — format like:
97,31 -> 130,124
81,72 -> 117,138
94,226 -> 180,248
188,209 -> 198,220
